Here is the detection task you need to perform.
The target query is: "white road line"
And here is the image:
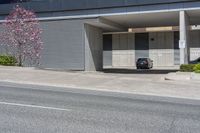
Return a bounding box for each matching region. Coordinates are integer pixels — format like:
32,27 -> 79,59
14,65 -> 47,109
0,102 -> 71,111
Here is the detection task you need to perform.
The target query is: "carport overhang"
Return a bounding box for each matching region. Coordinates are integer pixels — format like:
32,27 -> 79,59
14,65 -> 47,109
87,9 -> 200,32
88,9 -> 200,66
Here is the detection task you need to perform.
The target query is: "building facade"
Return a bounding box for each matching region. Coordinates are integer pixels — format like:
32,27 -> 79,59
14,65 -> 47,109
0,0 -> 200,71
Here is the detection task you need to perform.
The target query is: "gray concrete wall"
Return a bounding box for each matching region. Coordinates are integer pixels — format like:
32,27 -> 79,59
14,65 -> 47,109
0,18 -> 104,71
112,33 -> 135,67
39,19 -> 85,70
84,24 -> 103,71
0,24 -> 7,54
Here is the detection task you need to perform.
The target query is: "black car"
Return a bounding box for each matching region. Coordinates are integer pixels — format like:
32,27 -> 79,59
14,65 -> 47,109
136,58 -> 153,69
190,57 -> 200,64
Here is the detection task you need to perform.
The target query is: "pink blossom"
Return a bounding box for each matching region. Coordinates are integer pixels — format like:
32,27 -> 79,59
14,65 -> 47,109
0,5 -> 43,66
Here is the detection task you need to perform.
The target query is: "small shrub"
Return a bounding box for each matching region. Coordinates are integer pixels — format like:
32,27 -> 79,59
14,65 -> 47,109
193,64 -> 200,73
0,55 -> 17,66
180,64 -> 196,72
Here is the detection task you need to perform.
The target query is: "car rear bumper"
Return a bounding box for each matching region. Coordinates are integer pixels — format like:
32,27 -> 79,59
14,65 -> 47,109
137,64 -> 149,69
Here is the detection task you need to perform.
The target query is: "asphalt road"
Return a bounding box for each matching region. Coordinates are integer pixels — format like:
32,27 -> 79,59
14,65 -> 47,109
0,83 -> 200,133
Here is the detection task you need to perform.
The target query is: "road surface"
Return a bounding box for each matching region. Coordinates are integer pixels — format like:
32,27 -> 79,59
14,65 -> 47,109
0,82 -> 199,133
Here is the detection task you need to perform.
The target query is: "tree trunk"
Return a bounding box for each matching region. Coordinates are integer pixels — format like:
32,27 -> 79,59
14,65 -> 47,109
18,54 -> 22,66
18,42 -> 23,67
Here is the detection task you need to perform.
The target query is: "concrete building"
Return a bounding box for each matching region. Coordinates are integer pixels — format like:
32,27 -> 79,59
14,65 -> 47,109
0,0 -> 200,71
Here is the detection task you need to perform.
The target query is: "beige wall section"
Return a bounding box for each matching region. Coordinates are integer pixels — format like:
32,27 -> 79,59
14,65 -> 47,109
112,33 -> 135,67
85,24 -> 103,71
190,31 -> 200,61
149,32 -> 174,67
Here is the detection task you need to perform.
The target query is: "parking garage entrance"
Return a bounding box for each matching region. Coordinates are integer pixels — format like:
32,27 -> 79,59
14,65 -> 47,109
103,30 -> 181,69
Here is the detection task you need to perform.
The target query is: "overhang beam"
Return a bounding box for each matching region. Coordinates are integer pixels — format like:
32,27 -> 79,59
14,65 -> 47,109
103,25 -> 200,34
85,17 -> 127,31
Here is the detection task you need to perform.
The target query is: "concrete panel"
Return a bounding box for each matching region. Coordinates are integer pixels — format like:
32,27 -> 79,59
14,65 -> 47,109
40,19 -> 85,70
84,24 -> 103,71
112,34 -> 120,50
149,32 -> 174,67
112,54 -> 120,67
1,19 -> 85,69
128,34 -> 135,50
0,24 -> 6,54
103,51 -> 112,67
112,33 -> 135,67
150,49 -> 174,67
165,32 -> 174,49
190,30 -> 200,60
128,34 -> 135,66
190,31 -> 200,48
190,48 -> 200,60
119,53 -> 128,67
120,34 -> 128,50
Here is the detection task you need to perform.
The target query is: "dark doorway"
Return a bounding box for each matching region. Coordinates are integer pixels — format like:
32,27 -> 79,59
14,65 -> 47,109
103,35 -> 112,67
135,33 -> 149,60
174,31 -> 180,65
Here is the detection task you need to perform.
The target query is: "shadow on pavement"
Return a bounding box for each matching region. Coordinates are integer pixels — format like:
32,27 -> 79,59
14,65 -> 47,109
102,69 -> 179,74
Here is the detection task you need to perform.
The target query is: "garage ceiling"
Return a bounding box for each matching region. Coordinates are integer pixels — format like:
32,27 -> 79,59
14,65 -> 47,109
98,9 -> 200,31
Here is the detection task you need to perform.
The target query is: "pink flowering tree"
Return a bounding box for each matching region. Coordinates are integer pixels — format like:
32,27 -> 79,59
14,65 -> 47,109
0,5 -> 43,66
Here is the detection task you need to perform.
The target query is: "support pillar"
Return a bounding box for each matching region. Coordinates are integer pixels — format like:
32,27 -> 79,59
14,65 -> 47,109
84,24 -> 103,71
179,11 -> 190,65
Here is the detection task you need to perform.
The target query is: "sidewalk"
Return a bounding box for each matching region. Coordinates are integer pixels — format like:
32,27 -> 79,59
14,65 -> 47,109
0,66 -> 200,100
165,72 -> 200,81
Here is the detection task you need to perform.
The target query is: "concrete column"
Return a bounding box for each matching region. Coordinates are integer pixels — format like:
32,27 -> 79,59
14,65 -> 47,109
84,24 -> 103,71
179,11 -> 190,64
